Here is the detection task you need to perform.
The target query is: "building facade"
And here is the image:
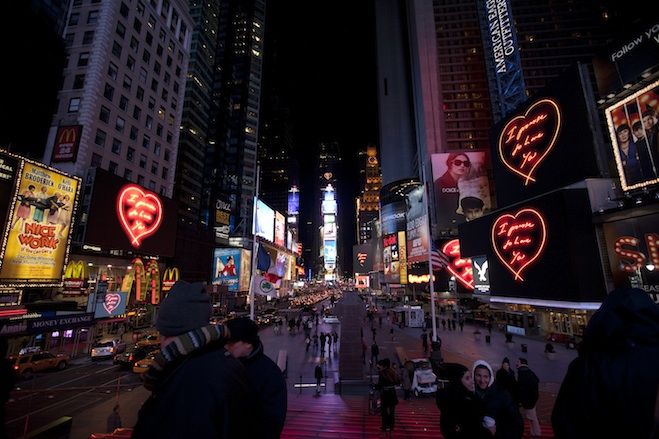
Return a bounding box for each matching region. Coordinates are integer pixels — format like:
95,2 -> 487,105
356,145 -> 382,244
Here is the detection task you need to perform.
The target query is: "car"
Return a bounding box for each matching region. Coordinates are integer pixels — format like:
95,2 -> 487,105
12,351 -> 70,379
91,338 -> 127,361
113,344 -> 159,369
323,315 -> 340,324
132,351 -> 158,374
136,333 -> 160,348
410,358 -> 438,397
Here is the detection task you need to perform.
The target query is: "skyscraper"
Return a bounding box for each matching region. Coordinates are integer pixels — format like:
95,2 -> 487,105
356,145 -> 382,244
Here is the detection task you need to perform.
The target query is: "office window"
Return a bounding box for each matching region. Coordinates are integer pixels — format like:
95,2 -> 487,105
166,55 -> 172,67
175,66 -> 181,76
120,2 -> 129,18
138,175 -> 145,185
161,0 -> 170,18
73,0 -> 82,7
166,131 -> 172,143
156,124 -> 163,136
154,142 -> 161,156
133,18 -> 142,33
170,98 -> 176,111
94,129 -> 107,147
108,161 -> 118,175
148,14 -> 156,29
139,154 -> 147,169
73,74 -> 85,89
146,115 -> 153,129
148,180 -> 156,191
147,97 -> 155,110
159,186 -> 166,196
130,36 -> 139,52
159,29 -> 166,43
99,106 -> 110,123
122,74 -> 132,91
83,30 -> 94,44
154,61 -> 161,74
150,78 -> 158,92
126,55 -> 135,70
68,12 -> 80,25
161,167 -> 168,179
64,33 -> 74,48
164,149 -> 171,162
170,10 -> 178,31
77,52 -> 90,67
132,105 -> 141,120
129,126 -> 138,140
173,82 -> 179,93
139,67 -> 147,84
142,49 -> 151,64
107,62 -> 118,80
116,116 -> 126,132
124,168 -> 133,181
151,162 -> 158,175
158,106 -> 165,119
136,1 -> 145,16
127,146 -> 135,161
116,22 -> 126,39
146,32 -> 153,45
91,153 -> 102,167
142,134 -> 150,148
119,95 -> 128,110
112,41 -> 122,58
136,86 -> 144,100
103,83 -> 114,101
156,45 -> 163,56
161,88 -> 168,100
68,98 -> 81,112
111,138 -> 122,154
87,10 -> 99,24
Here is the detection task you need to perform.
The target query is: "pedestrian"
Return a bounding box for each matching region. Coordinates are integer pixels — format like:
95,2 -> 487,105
487,321 -> 493,334
436,363 -> 488,439
371,341 -> 380,366
552,288 -> 659,439
401,361 -> 412,400
516,358 -> 540,438
332,331 -> 338,349
327,334 -> 333,353
132,281 -> 250,438
225,317 -> 288,439
313,333 -> 319,348
442,319 -> 447,331
371,326 -> 377,340
314,363 -> 323,394
305,336 -> 311,352
362,338 -> 367,364
107,405 -> 122,433
390,326 -> 394,341
495,357 -> 518,405
296,317 -> 302,332
472,360 -> 523,439
459,319 -> 464,332
376,359 -> 400,432
452,319 -> 457,331
421,330 -> 429,354
379,315 -> 383,328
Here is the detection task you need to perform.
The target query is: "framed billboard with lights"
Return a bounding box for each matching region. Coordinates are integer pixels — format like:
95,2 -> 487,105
605,80 -> 659,192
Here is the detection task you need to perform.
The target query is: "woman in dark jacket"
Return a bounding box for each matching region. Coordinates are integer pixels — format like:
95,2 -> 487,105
495,357 -> 518,405
436,363 -> 488,439
376,359 -> 400,432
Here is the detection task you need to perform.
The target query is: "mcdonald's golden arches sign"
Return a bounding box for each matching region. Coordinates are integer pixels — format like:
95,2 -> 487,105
51,125 -> 83,163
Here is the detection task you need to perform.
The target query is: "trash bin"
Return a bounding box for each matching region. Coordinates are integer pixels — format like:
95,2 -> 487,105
521,343 -> 528,353
485,335 -> 491,344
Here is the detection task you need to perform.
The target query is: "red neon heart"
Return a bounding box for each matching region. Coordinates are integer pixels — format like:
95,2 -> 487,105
498,98 -> 561,186
441,239 -> 473,290
491,208 -> 547,282
116,184 -> 163,248
103,293 -> 121,314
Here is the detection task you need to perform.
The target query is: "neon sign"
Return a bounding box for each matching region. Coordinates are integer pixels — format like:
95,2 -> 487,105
116,184 -> 163,248
498,98 -> 561,186
614,234 -> 659,273
441,239 -> 474,290
491,208 -> 547,282
103,293 -> 122,315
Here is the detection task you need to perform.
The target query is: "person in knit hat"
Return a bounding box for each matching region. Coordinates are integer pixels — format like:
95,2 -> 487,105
473,359 -> 523,439
132,281 -> 251,438
225,317 -> 287,439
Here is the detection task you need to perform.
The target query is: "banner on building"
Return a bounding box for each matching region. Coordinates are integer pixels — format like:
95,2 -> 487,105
51,125 -> 83,163
405,185 -> 429,264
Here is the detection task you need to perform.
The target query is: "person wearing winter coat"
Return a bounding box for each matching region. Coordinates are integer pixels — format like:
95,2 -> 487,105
516,358 -> 540,437
132,281 -> 251,439
400,361 -> 412,400
494,357 -> 518,405
552,288 -> 659,439
436,363 -> 489,439
473,360 -> 523,439
376,359 -> 400,432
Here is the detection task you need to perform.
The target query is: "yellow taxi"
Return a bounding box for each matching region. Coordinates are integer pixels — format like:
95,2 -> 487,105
12,351 -> 70,379
132,351 -> 158,374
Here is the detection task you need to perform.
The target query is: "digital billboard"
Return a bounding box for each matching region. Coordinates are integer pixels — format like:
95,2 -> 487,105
274,211 -> 286,247
85,169 -> 177,256
94,291 -> 128,318
212,248 -> 251,292
380,201 -> 407,235
287,187 -> 299,215
605,80 -> 659,191
353,243 -> 373,274
0,155 -> 81,286
431,150 -> 492,231
324,240 -> 336,263
383,233 -> 400,283
405,184 -> 429,264
255,199 -> 275,242
214,197 -> 231,244
323,222 -> 337,240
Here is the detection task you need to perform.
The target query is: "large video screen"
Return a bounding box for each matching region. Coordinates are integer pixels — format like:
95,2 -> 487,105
274,211 -> 286,247
255,199 -> 275,242
605,80 -> 659,192
211,248 -> 251,292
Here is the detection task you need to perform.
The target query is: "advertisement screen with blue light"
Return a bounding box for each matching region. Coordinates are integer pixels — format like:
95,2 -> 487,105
324,240 -> 337,263
288,189 -> 299,215
254,199 -> 275,242
212,248 -> 242,291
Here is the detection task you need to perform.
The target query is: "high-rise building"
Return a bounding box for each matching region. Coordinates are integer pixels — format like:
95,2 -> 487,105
314,141 -> 341,278
356,145 -> 381,244
205,0 -> 266,246
43,0 -> 192,198
30,0 -> 71,35
175,0 -> 220,226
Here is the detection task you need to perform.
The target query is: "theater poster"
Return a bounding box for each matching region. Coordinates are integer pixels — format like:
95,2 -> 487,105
0,161 -> 80,285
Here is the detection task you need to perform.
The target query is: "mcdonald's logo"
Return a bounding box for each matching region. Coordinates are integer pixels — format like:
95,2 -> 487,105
52,125 -> 82,163
162,267 -> 180,294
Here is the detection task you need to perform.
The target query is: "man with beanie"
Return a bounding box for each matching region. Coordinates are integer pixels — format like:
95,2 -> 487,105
516,358 -> 540,437
132,281 -> 251,438
225,317 -> 287,439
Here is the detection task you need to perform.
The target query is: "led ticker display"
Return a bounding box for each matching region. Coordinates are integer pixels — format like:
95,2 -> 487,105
117,185 -> 163,248
441,239 -> 473,290
491,208 -> 547,282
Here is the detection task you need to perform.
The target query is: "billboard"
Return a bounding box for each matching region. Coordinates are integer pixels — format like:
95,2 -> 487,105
383,233 -> 400,283
371,219 -> 384,272
323,222 -> 337,240
51,125 -> 83,163
353,243 -> 373,273
405,184 -> 429,264
85,169 -> 177,256
94,291 -> 128,318
287,188 -> 299,215
0,156 -> 81,286
214,197 -> 231,244
274,211 -> 286,247
380,201 -> 407,235
212,248 -> 251,292
605,80 -> 659,191
324,240 -> 336,264
255,199 -> 275,242
431,150 -> 492,231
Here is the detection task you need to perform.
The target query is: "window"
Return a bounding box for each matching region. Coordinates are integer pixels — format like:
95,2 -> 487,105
136,86 -> 144,100
69,12 -> 80,25
166,55 -> 172,67
170,10 -> 178,31
124,168 -> 133,180
154,61 -> 161,74
136,1 -> 145,16
170,98 -> 177,111
108,161 -> 118,174
130,36 -> 139,52
163,72 -> 170,84
132,105 -> 141,120
94,129 -> 107,147
146,115 -> 153,129
91,153 -> 103,168
142,49 -> 151,64
73,0 -> 82,7
173,82 -> 179,93
120,2 -> 129,17
83,30 -> 94,44
158,106 -> 166,120
154,142 -> 161,156
64,33 -> 74,47
119,95 -> 128,110
139,154 -> 147,169
175,66 -> 181,76
159,29 -> 166,42
73,74 -> 85,89
112,41 -> 122,57
115,116 -> 126,132
161,167 -> 168,179
99,106 -> 110,123
151,162 -> 158,175
107,62 -> 118,80
146,32 -> 153,45
161,89 -> 168,100
142,134 -> 150,148
116,22 -> 126,39
122,74 -> 132,91
148,180 -> 156,190
138,175 -> 145,185
148,14 -> 156,29
156,124 -> 163,136
150,78 -> 158,92
111,138 -> 122,154
133,18 -> 142,33
126,55 -> 135,70
87,10 -> 99,24
139,67 -> 147,84
159,186 -> 166,196
103,83 -> 114,101
68,98 -> 81,112
77,52 -> 90,66
127,147 -> 135,161
156,45 -> 163,56
161,0 -> 170,18
147,97 -> 156,110
130,126 -> 138,140
179,22 -> 187,44
166,131 -> 172,143
164,149 -> 171,162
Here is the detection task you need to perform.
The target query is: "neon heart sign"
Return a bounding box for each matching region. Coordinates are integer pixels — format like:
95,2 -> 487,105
491,208 -> 547,282
103,293 -> 121,315
117,184 -> 163,248
441,239 -> 473,290
498,98 -> 561,186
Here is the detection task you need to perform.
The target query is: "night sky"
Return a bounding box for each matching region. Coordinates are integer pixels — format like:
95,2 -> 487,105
265,0 -> 379,273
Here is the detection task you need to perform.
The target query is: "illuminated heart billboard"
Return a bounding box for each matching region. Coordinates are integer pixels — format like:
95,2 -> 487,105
117,184 -> 163,248
441,239 -> 473,290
